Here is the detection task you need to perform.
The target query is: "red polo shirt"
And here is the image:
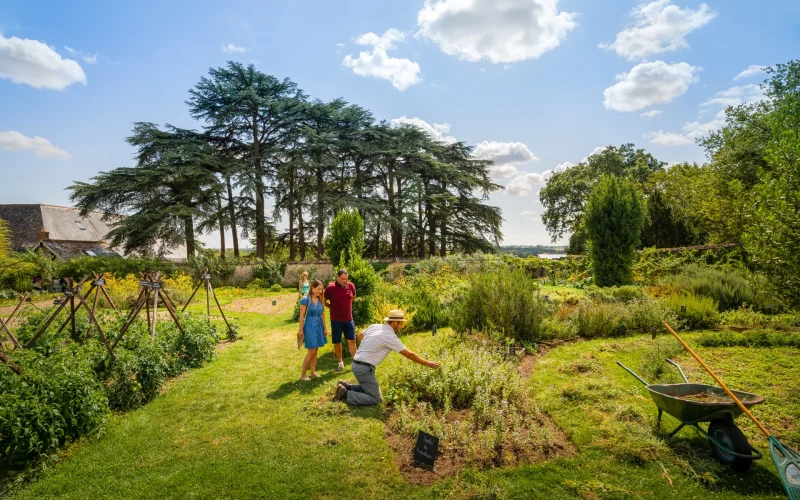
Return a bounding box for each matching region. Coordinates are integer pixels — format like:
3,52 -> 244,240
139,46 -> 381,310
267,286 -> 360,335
324,281 -> 356,321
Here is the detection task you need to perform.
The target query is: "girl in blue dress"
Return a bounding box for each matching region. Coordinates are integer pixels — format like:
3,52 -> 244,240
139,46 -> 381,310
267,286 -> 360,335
297,280 -> 327,381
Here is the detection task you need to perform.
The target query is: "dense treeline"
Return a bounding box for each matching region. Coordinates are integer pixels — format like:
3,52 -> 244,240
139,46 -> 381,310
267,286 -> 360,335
69,63 -> 503,262
541,60 -> 800,305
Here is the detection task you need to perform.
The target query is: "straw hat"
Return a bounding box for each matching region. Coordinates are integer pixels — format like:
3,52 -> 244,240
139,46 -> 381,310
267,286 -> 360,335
384,309 -> 407,323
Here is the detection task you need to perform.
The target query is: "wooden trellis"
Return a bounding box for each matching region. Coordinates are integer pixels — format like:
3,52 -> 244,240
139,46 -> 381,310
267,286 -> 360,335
182,269 -> 233,337
5,291 -> 42,326
0,271 -> 190,376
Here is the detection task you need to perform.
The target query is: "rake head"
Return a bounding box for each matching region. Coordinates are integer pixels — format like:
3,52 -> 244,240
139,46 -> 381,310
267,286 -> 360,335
769,436 -> 800,499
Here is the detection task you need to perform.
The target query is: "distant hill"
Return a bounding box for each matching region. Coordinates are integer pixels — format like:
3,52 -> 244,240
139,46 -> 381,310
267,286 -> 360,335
498,245 -> 567,257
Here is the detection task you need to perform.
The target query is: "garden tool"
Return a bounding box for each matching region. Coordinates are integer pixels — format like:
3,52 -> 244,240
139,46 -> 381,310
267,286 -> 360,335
663,321 -> 800,499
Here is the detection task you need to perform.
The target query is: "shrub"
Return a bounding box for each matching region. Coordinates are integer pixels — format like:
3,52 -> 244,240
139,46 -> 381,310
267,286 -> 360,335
720,307 -> 800,330
104,273 -> 142,308
103,341 -> 168,411
341,240 -> 378,327
670,264 -> 760,311
570,301 -> 630,338
627,298 -> 677,335
160,314 -> 220,370
662,292 -> 720,330
584,175 -> 646,287
162,271 -> 194,305
252,260 -> 283,287
269,283 -> 282,292
698,330 -> 800,348
0,346 -> 110,466
452,270 -> 548,343
324,208 -> 365,269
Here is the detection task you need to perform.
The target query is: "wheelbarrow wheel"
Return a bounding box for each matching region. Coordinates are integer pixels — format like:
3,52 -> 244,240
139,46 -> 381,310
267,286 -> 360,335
708,419 -> 753,472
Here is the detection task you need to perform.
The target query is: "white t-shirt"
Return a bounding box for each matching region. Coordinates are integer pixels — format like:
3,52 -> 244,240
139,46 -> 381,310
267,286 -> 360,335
353,324 -> 406,366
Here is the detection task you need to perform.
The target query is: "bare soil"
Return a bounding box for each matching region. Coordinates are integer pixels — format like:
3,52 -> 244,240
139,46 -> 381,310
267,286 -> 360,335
384,408 -> 575,485
225,294 -> 297,314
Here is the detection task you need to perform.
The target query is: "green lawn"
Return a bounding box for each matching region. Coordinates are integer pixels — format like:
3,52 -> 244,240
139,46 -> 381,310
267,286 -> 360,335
14,299 -> 796,499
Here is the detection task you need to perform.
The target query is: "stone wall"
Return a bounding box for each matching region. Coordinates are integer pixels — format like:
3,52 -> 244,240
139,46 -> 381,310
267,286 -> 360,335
281,261 -> 334,287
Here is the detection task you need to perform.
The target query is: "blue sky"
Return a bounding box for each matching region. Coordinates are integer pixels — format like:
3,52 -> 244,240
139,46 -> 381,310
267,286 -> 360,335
1,0 -> 798,248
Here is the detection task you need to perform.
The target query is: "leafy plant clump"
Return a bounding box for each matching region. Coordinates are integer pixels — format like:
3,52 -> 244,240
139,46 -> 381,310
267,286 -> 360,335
663,292 -> 720,330
670,264 -> 763,311
384,340 -> 567,470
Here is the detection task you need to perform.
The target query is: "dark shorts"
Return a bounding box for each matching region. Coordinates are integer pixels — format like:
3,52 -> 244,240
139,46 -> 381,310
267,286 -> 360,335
330,320 -> 356,344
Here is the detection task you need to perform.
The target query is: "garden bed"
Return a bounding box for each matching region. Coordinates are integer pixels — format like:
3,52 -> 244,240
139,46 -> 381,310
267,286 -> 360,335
224,294 -> 297,314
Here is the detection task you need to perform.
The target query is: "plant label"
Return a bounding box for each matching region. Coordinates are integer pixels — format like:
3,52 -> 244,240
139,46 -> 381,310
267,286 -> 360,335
151,282 -> 163,290
413,431 -> 439,469
139,280 -> 149,287
509,342 -> 516,356
680,305 -> 686,313
94,279 -> 105,286
203,274 -> 212,280
432,324 -> 437,336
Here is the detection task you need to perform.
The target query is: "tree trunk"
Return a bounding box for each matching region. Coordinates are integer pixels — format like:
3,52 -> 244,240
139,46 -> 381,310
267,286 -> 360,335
387,167 -> 397,259
418,193 -> 424,258
316,165 -> 324,258
298,201 -> 306,261
252,114 -> 265,259
183,215 -> 196,259
217,193 -> 226,260
288,170 -> 296,261
226,176 -> 240,258
397,180 -> 404,258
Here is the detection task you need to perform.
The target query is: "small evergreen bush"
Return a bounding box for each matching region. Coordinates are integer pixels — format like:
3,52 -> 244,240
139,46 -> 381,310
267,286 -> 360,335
662,292 -> 720,330
269,283 -> 282,292
670,264 -> 760,311
570,301 -> 630,338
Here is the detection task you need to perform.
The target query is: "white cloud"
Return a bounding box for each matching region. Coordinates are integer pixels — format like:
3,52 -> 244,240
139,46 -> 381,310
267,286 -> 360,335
416,0 -> 577,64
520,211 -> 538,216
0,35 -> 86,90
647,83 -> 767,146
473,141 -> 539,166
600,0 -> 717,61
342,29 -> 422,91
336,42 -> 345,48
221,43 -> 246,54
473,141 -> 539,181
390,116 -> 456,143
63,46 -> 77,54
505,172 -> 549,196
734,64 -> 767,81
701,84 -> 764,108
0,130 -> 72,159
554,161 -> 574,172
603,61 -> 699,112
82,54 -> 97,64
646,130 -> 694,146
581,147 -> 607,163
641,109 -> 663,118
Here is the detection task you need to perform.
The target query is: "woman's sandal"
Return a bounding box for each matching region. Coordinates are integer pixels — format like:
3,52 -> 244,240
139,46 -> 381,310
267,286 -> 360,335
300,376 -> 311,381
310,373 -> 322,378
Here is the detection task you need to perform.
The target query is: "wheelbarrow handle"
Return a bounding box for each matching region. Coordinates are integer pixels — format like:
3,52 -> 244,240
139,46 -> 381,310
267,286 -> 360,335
665,358 -> 689,383
616,361 -> 649,386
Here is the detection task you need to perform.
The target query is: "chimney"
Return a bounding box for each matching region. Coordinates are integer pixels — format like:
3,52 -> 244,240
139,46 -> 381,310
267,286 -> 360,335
37,227 -> 50,242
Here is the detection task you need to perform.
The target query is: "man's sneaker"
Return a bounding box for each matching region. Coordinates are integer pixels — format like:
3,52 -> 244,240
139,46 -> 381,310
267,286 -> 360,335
337,380 -> 351,390
334,384 -> 347,401
336,362 -> 344,372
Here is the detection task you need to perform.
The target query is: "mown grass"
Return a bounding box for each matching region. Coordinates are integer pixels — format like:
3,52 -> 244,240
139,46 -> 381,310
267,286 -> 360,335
13,294 -> 797,499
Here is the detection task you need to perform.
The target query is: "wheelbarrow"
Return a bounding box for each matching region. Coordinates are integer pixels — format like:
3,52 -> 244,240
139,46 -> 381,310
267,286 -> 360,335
617,359 -> 764,472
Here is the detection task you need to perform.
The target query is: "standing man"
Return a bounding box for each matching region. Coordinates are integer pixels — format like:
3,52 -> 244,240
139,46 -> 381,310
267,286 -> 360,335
324,269 -> 357,372
334,309 -> 439,406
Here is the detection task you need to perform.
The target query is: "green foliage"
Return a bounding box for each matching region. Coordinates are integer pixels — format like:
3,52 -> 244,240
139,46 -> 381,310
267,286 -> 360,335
187,250 -> 237,284
720,307 -> 800,330
540,144 -> 664,241
55,256 -> 175,281
252,260 -> 283,287
341,240 -> 378,326
670,264 -> 763,311
452,270 -> 548,343
569,301 -> 630,338
662,292 -> 720,330
0,346 -> 110,466
584,175 -> 646,286
269,283 -> 282,292
698,330 -> 800,348
0,217 -> 10,260
640,188 -> 699,248
1,309 -> 218,470
324,208 -> 365,269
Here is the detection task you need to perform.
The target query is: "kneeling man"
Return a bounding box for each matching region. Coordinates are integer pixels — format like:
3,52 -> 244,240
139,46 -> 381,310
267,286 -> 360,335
335,309 -> 439,405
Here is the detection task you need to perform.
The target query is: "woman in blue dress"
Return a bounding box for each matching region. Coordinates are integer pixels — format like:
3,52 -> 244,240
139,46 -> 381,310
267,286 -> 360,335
297,280 -> 327,381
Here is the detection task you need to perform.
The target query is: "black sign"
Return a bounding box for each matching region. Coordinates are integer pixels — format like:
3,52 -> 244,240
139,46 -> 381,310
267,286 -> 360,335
53,299 -> 63,305
413,431 -> 439,469
94,279 -> 105,286
509,342 -> 516,356
432,324 -> 437,336
139,280 -> 149,287
680,305 -> 687,313
150,282 -> 163,290
202,274 -> 212,280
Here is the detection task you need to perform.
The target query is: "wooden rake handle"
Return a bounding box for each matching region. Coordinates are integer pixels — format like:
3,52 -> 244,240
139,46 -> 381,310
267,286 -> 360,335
662,321 -> 772,438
